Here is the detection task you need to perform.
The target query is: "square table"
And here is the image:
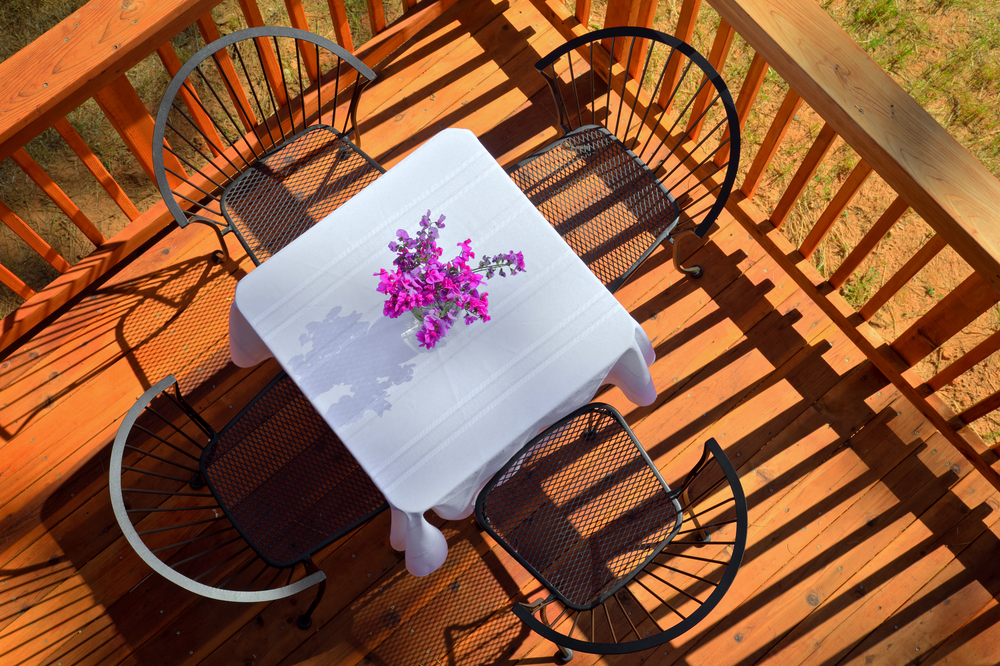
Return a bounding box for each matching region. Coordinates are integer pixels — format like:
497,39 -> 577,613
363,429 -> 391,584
228,128 -> 658,576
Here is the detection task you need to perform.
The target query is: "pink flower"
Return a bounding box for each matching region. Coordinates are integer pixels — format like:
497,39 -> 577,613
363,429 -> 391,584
377,211 -> 524,345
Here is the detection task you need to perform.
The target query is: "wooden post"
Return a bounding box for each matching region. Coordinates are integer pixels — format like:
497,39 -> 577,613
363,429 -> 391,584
93,75 -> 187,186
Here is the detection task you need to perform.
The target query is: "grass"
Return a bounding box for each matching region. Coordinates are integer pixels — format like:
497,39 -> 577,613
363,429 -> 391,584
0,0 -> 384,318
841,267 -> 880,309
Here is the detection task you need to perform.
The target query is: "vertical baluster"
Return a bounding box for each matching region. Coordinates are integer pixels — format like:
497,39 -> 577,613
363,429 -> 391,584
11,148 -> 105,246
0,200 -> 72,274
0,262 -> 34,300
891,272 -> 1000,367
861,234 -> 947,320
283,0 -> 321,82
684,18 -> 735,143
771,122 -> 838,229
959,388 -> 1000,431
830,195 -> 908,289
658,0 -> 703,113
53,118 -> 141,222
740,88 -> 802,199
94,75 -> 187,186
237,0 -> 289,107
197,13 -> 260,132
799,159 -> 873,259
714,52 -> 768,167
326,0 -> 355,52
928,329 -> 1000,392
366,0 -> 387,36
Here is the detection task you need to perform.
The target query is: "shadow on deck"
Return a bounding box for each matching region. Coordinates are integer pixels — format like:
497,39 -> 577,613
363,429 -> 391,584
1,0 -> 999,664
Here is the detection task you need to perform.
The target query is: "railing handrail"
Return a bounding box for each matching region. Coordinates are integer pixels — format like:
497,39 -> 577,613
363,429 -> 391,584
0,0 -> 216,163
706,0 -> 1000,294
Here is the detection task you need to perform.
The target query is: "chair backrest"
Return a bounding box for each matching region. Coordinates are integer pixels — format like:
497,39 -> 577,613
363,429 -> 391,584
109,372 -> 386,608
536,27 -> 740,239
476,403 -> 747,656
151,27 -> 377,237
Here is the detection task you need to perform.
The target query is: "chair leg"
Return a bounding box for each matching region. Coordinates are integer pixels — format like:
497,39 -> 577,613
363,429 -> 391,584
526,597 -> 574,662
542,603 -> 574,662
672,235 -> 703,279
297,560 -> 325,630
189,217 -> 232,264
682,486 -> 711,543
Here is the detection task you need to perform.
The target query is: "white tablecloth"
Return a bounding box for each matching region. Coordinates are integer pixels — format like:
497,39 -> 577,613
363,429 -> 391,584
229,128 -> 657,576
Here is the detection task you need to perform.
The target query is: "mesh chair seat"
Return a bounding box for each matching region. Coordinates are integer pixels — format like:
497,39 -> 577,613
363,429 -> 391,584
510,125 -> 679,293
512,27 -> 741,291
110,371 -> 387,629
222,125 -> 382,264
476,403 -> 747,660
479,404 -> 682,610
152,27 -> 385,266
202,374 -> 387,568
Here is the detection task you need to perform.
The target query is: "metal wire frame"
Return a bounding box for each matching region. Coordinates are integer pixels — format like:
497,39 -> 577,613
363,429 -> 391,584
109,371 -> 387,630
476,404 -> 747,659
509,27 -> 740,291
152,27 -> 385,266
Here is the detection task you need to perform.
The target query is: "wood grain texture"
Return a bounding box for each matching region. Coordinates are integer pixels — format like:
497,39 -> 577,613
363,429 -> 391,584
729,191 -> 1000,492
2,6 -> 1000,666
707,0 -> 1000,296
0,0 -> 216,163
0,202 -> 174,354
326,0 -> 354,51
53,117 -> 141,221
94,75 -> 187,185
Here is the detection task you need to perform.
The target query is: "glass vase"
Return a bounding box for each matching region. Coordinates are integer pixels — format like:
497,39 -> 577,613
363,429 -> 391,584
401,308 -> 428,352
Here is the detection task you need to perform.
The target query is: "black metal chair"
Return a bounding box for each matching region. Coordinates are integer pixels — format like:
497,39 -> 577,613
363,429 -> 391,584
509,27 -> 740,290
109,371 -> 387,629
476,403 -> 747,660
152,27 -> 385,265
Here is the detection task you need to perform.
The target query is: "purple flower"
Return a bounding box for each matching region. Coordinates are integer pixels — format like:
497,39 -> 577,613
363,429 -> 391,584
377,211 -> 524,345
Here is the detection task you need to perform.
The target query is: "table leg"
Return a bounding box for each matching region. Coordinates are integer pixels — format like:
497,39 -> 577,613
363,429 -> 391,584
389,506 -> 450,576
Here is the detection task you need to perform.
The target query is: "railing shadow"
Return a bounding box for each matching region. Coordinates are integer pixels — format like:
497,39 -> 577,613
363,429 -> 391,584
594,215 -> 1000,665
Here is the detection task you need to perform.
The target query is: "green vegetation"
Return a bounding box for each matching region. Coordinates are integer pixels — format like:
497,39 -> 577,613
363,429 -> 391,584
841,267 -> 880,309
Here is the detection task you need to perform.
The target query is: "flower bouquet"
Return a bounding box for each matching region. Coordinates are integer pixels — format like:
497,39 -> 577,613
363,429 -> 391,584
375,211 -> 525,349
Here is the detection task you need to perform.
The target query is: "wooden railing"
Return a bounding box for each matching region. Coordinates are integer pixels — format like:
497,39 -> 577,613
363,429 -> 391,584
561,0 -> 1000,487
2,0 -> 999,487
0,0 -> 459,352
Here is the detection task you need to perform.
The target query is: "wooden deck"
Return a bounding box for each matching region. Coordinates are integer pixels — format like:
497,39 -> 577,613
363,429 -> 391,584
2,0 -> 1000,664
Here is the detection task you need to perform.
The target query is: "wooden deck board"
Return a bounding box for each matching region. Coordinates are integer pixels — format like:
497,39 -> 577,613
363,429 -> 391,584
3,0 -> 1000,664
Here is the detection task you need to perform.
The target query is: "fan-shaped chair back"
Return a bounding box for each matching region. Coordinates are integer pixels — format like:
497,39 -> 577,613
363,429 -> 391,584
152,27 -> 384,265
109,372 -> 387,629
510,27 -> 740,290
476,403 -> 747,659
